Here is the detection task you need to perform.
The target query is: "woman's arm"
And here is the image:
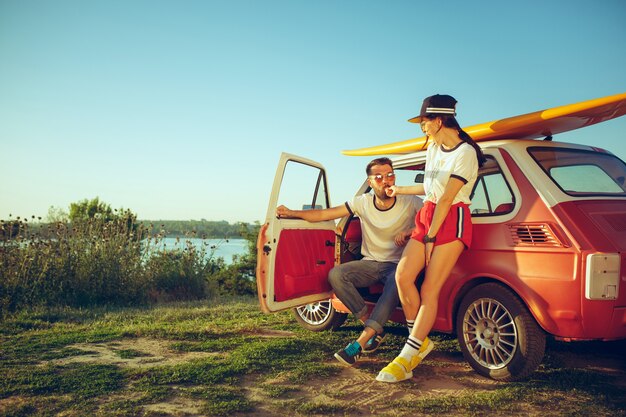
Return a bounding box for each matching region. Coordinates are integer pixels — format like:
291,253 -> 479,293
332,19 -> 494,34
425,177 -> 464,238
386,184 -> 425,197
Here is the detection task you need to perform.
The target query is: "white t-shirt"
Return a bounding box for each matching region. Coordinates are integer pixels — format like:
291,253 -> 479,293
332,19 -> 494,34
346,194 -> 422,263
424,142 -> 478,205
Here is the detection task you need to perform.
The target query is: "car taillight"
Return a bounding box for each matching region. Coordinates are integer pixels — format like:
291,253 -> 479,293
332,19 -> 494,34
585,253 -> 620,300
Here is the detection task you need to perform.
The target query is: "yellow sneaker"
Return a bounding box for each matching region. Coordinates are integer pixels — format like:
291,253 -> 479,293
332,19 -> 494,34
375,337 -> 435,383
375,356 -> 413,382
412,336 -> 434,368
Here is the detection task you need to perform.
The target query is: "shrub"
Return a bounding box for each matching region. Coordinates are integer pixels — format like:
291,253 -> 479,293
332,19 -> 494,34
0,211 -> 258,316
144,241 -> 219,302
206,222 -> 260,296
0,216 -> 150,313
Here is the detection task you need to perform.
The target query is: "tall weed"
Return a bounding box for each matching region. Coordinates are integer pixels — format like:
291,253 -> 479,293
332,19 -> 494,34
0,216 -> 234,315
144,237 -> 219,302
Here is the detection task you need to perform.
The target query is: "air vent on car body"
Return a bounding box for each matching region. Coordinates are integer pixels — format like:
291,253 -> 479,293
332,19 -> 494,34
509,223 -> 562,247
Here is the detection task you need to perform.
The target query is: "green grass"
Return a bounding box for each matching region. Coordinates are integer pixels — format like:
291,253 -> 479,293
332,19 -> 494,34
1,297 -> 624,417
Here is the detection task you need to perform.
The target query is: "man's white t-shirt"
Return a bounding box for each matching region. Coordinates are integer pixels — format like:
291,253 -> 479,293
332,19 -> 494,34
346,194 -> 422,263
424,142 -> 478,205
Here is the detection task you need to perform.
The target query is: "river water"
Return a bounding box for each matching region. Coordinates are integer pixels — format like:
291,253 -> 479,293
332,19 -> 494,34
154,238 -> 248,264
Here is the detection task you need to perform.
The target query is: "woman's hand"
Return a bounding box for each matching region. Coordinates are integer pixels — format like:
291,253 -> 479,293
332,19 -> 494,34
425,242 -> 434,266
386,185 -> 398,197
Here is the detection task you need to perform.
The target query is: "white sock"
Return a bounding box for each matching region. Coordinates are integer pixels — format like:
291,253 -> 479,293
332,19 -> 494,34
399,335 -> 423,363
406,319 -> 414,333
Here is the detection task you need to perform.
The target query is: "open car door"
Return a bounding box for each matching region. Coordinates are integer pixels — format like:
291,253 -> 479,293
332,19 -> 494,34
256,153 -> 337,313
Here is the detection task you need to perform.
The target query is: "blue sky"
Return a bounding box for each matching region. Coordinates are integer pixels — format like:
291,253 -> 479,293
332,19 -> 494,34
1,0 -> 625,224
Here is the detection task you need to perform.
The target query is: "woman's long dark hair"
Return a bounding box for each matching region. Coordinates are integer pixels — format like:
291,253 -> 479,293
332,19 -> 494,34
436,115 -> 486,167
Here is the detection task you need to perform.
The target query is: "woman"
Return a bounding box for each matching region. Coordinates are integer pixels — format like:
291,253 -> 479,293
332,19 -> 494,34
376,94 -> 486,383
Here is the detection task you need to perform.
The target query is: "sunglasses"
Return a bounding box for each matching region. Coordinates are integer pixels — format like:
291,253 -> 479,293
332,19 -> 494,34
369,172 -> 396,183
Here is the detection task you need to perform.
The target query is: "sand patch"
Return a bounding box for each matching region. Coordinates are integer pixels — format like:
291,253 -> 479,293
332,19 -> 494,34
143,396 -> 204,417
257,329 -> 296,338
47,337 -> 218,368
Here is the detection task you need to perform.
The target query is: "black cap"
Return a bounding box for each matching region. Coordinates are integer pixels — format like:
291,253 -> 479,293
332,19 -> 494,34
408,94 -> 457,123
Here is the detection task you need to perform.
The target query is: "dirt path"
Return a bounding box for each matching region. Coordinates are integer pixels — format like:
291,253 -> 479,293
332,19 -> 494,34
245,350 -> 508,417
245,345 -> 626,417
34,337 -> 626,416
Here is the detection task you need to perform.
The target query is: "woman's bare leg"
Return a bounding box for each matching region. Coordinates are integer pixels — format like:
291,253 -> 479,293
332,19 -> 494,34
411,240 -> 464,341
377,240 -> 466,383
395,239 -> 426,322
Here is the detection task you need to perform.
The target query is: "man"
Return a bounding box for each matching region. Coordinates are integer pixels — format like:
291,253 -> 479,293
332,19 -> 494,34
276,157 -> 422,366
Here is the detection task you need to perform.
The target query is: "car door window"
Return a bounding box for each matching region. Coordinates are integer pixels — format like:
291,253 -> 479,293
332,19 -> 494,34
393,168 -> 425,190
470,156 -> 515,216
278,160 -> 330,210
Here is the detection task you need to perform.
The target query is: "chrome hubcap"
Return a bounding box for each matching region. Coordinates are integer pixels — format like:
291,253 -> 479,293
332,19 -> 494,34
296,300 -> 331,325
462,298 -> 518,369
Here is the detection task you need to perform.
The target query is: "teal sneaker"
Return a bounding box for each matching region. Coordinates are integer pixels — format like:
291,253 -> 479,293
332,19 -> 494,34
334,341 -> 362,366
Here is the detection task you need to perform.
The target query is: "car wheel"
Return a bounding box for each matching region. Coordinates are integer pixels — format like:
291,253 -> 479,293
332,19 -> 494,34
292,299 -> 348,332
456,283 -> 546,381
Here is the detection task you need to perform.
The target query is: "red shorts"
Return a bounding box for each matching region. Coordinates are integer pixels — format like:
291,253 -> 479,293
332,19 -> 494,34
410,201 -> 473,249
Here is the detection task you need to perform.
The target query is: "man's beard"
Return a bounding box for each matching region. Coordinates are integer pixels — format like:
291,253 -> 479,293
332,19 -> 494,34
376,187 -> 392,201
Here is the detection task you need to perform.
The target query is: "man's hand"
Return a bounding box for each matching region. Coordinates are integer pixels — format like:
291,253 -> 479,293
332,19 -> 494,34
394,230 -> 411,247
276,205 -> 292,218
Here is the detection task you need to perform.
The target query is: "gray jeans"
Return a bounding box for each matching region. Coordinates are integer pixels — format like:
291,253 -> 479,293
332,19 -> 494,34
327,259 -> 399,334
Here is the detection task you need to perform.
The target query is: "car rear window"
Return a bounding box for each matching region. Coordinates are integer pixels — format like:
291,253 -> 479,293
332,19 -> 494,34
528,147 -> 626,197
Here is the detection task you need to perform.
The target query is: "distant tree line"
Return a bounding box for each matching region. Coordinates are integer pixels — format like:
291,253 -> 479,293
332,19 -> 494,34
140,220 -> 254,239
1,197 -> 255,239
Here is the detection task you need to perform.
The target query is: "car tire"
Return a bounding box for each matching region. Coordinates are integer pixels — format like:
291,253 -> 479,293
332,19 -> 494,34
456,282 -> 546,381
292,299 -> 348,332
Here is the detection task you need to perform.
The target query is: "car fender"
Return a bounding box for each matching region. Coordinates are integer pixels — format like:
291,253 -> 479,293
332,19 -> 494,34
445,272 -> 559,337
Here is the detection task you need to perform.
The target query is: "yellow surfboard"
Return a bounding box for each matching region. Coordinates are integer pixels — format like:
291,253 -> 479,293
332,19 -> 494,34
342,92 -> 626,156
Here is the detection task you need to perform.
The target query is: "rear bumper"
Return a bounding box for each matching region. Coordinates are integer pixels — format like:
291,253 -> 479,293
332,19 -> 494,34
557,307 -> 626,341
605,307 -> 626,340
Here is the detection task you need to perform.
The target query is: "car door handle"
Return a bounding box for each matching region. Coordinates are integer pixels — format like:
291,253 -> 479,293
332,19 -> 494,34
325,240 -> 335,247
316,260 -> 326,265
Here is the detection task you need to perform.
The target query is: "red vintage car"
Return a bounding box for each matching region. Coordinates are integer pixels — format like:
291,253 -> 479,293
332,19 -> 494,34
256,93 -> 626,381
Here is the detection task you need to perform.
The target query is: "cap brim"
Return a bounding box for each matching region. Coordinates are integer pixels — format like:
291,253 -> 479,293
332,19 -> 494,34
408,115 -> 423,123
